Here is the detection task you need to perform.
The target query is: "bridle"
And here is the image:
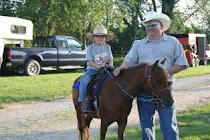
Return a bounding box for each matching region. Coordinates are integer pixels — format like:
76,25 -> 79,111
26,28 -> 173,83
144,64 -> 170,106
103,64 -> 170,106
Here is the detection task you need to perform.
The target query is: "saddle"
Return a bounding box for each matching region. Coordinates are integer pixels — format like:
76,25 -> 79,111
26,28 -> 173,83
82,67 -> 113,114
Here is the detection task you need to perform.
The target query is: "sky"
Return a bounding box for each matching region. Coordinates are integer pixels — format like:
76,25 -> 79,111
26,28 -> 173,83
177,0 -> 194,12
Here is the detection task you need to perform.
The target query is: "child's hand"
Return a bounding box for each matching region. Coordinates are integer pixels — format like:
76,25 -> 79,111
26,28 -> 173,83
106,65 -> 114,69
100,63 -> 106,68
106,65 -> 114,71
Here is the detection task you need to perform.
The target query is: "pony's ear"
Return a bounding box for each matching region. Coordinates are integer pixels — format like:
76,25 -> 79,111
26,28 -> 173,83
160,58 -> 166,65
153,60 -> 159,69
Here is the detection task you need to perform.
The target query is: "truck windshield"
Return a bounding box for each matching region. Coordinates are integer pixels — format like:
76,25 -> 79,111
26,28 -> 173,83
33,36 -> 55,48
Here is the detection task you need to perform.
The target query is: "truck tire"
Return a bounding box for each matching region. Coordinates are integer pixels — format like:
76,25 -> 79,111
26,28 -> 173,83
25,59 -> 41,76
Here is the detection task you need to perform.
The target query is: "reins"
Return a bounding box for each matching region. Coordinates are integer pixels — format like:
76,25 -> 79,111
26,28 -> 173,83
103,63 -> 170,105
103,65 -> 155,102
104,67 -> 136,100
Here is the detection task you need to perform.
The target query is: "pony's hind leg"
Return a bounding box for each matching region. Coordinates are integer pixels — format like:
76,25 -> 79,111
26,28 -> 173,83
117,117 -> 128,140
77,111 -> 93,140
76,104 -> 91,140
86,116 -> 93,128
73,88 -> 90,140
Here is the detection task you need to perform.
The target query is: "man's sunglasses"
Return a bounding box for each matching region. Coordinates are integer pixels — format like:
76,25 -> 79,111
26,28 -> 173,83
144,22 -> 159,29
94,35 -> 106,37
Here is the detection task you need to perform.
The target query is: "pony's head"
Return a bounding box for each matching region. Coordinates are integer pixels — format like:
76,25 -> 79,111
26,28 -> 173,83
143,60 -> 174,107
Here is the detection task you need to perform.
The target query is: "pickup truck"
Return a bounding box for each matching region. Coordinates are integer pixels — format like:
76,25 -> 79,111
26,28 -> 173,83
1,35 -> 87,76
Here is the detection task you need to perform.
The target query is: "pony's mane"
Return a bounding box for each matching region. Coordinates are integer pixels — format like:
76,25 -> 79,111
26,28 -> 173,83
127,62 -> 147,70
122,62 -> 169,77
120,63 -> 147,74
155,63 -> 169,77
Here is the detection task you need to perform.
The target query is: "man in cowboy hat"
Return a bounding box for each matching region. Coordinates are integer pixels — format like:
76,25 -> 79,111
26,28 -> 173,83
114,11 -> 189,140
78,25 -> 114,107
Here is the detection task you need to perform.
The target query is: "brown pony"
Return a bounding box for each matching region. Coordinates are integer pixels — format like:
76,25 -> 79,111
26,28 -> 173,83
72,60 -> 174,140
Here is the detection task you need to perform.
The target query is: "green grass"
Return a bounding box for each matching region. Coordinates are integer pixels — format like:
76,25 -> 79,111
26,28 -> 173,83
0,70 -> 83,105
175,65 -> 210,79
177,103 -> 210,140
93,103 -> 210,140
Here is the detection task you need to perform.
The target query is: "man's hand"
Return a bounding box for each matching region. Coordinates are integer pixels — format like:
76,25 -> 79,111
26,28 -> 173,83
113,61 -> 130,76
113,66 -> 123,76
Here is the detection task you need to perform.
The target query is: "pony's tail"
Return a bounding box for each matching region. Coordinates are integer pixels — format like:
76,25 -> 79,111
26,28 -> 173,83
72,86 -> 90,140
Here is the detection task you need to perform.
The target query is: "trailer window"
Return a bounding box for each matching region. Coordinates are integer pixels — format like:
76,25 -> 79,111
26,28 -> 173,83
11,25 -> 26,34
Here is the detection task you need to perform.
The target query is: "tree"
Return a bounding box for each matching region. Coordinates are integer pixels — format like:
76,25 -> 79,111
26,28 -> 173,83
1,0 -> 209,52
108,0 -> 148,54
18,0 -> 88,39
0,0 -> 24,16
161,0 -> 178,18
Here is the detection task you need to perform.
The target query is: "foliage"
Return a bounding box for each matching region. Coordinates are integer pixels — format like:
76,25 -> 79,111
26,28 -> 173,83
0,0 -> 209,53
0,0 -> 23,16
17,0 -> 87,40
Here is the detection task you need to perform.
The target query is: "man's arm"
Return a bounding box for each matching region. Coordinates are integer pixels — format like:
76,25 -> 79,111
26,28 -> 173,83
113,61 -> 130,76
167,65 -> 188,75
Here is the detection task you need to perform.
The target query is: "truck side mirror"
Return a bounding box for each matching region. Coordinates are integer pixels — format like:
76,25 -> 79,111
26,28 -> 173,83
81,45 -> 86,50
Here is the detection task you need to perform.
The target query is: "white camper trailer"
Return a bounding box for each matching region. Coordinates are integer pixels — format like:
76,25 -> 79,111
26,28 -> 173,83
0,15 -> 33,68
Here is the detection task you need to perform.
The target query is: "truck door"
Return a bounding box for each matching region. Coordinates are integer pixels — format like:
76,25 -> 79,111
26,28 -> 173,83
57,37 -> 86,67
57,37 -> 71,67
66,37 -> 86,66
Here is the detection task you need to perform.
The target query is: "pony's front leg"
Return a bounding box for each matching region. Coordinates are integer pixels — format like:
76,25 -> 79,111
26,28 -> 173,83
100,119 -> 110,140
117,117 -> 128,140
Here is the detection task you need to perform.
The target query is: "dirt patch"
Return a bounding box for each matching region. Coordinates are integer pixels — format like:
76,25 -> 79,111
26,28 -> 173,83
1,75 -> 210,140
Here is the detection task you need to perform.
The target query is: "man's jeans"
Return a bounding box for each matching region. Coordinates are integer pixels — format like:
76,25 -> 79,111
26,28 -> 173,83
78,69 -> 98,102
137,90 -> 179,140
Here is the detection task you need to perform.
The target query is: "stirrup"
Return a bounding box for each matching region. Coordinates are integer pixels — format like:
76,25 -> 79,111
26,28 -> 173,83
82,97 -> 97,113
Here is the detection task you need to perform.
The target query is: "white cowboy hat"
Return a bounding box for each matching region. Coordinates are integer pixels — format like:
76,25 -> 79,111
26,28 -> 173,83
141,11 -> 171,31
86,25 -> 114,41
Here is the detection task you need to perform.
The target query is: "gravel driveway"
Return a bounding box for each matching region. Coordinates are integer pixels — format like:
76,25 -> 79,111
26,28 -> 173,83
1,74 -> 210,140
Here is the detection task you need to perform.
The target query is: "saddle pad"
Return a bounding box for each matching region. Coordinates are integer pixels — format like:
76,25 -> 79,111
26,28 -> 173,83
72,81 -> 80,89
93,74 -> 108,95
72,74 -> 109,96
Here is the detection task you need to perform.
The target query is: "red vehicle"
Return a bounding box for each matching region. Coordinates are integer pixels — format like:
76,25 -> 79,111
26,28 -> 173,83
170,33 -> 209,66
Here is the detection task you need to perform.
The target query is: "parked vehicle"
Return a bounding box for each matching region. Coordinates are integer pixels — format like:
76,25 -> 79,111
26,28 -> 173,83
2,35 -> 86,76
170,33 -> 210,66
0,15 -> 33,69
206,44 -> 210,58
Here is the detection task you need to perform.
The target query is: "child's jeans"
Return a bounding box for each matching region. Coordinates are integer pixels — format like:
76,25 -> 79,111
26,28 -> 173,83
78,69 -> 98,102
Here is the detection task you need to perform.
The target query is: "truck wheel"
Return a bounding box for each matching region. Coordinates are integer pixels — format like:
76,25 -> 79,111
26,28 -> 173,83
25,60 -> 41,76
